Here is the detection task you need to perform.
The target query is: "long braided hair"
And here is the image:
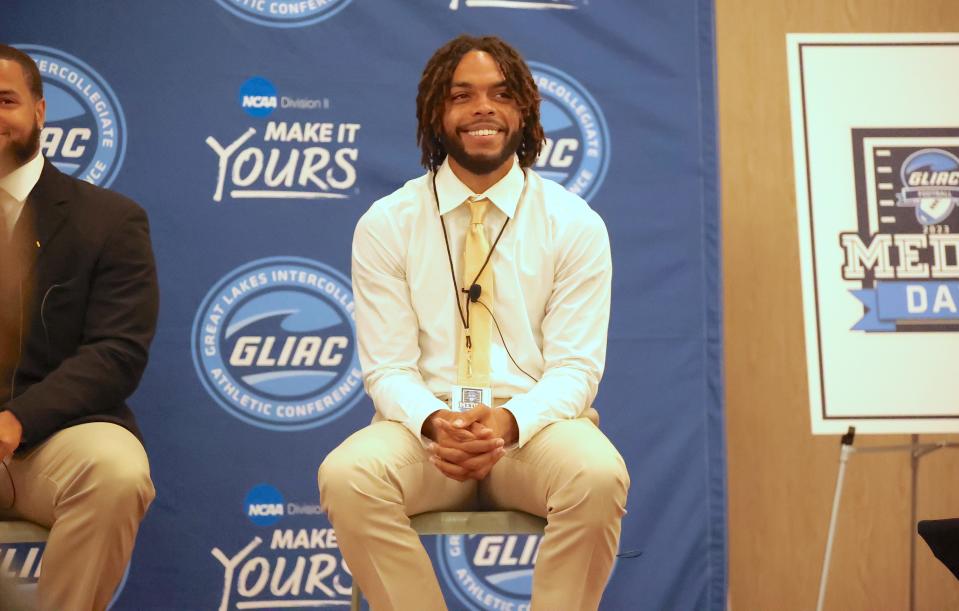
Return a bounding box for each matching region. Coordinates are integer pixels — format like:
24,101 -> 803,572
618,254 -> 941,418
416,35 -> 544,172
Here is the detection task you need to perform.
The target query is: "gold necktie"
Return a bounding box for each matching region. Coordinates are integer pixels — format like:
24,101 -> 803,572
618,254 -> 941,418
457,197 -> 494,387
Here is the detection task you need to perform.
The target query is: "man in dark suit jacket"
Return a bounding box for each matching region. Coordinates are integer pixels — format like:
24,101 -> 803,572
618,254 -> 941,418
0,44 -> 158,611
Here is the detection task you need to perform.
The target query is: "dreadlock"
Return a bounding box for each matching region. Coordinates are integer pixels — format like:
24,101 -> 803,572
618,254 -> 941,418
416,35 -> 544,172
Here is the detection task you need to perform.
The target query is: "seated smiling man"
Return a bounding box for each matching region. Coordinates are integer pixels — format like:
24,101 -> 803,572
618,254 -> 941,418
0,44 -> 158,611
319,34 -> 629,611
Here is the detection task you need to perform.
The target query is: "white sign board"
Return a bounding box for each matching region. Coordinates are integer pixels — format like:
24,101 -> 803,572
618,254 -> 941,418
787,33 -> 959,434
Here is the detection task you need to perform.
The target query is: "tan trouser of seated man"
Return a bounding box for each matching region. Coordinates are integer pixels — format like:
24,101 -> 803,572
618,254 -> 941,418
0,423 -> 155,611
319,408 -> 628,611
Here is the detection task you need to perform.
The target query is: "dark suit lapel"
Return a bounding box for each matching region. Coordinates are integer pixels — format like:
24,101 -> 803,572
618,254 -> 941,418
18,160 -> 70,269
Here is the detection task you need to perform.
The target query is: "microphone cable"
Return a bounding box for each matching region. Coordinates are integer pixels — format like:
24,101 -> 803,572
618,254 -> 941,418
433,170 -> 540,384
472,298 -> 539,384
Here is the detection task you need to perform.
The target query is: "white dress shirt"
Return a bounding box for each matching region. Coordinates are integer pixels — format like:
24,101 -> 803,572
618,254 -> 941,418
0,151 -> 44,236
351,157 -> 612,447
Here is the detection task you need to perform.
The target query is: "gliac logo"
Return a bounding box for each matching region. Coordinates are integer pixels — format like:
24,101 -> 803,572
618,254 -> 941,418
841,130 -> 959,332
191,256 -> 364,430
245,484 -> 286,526
895,149 -> 959,225
529,62 -> 610,201
17,44 -> 126,187
215,0 -> 353,28
436,533 -> 541,611
0,539 -> 130,609
206,77 -> 358,203
239,76 -> 278,117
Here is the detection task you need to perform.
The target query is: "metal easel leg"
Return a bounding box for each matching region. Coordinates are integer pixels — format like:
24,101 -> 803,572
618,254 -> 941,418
909,434 -> 919,611
816,427 -> 856,611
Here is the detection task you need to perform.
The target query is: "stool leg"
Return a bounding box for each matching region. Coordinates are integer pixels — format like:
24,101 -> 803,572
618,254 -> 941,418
351,581 -> 361,611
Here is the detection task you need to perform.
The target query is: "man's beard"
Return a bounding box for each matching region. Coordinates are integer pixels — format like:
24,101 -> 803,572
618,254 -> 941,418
0,122 -> 41,175
442,127 -> 523,176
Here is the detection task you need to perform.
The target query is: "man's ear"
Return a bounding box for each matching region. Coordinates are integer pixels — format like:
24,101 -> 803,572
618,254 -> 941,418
35,97 -> 46,130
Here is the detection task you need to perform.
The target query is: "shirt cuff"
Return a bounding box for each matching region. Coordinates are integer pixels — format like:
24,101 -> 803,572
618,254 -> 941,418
401,395 -> 451,445
500,396 -> 540,448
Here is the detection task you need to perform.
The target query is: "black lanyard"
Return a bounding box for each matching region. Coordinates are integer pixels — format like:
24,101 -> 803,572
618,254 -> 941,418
432,171 -> 526,336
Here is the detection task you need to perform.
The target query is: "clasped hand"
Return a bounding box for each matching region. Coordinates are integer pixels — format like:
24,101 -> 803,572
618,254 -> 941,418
0,410 -> 23,463
425,404 -> 517,482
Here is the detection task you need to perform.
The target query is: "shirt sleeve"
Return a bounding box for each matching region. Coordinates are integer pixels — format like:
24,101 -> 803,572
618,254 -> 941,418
352,206 -> 449,441
502,208 -> 611,447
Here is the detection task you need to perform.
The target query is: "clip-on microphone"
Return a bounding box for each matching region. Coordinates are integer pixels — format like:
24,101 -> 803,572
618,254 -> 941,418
465,283 -> 482,303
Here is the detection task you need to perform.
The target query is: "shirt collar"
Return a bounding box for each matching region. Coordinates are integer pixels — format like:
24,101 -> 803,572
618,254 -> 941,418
434,156 -> 524,218
0,151 -> 44,203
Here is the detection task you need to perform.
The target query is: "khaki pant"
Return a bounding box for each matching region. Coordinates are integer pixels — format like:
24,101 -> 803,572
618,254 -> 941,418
0,422 -> 155,611
318,416 -> 630,611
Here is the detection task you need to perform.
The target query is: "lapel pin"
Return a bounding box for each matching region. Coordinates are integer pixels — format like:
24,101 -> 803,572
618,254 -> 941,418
35,240 -> 40,248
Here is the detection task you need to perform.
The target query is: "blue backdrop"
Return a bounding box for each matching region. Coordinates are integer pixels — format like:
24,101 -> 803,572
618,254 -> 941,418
4,1 -> 724,609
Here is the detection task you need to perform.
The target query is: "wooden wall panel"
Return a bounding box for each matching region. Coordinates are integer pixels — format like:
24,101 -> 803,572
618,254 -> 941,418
717,2 -> 959,609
